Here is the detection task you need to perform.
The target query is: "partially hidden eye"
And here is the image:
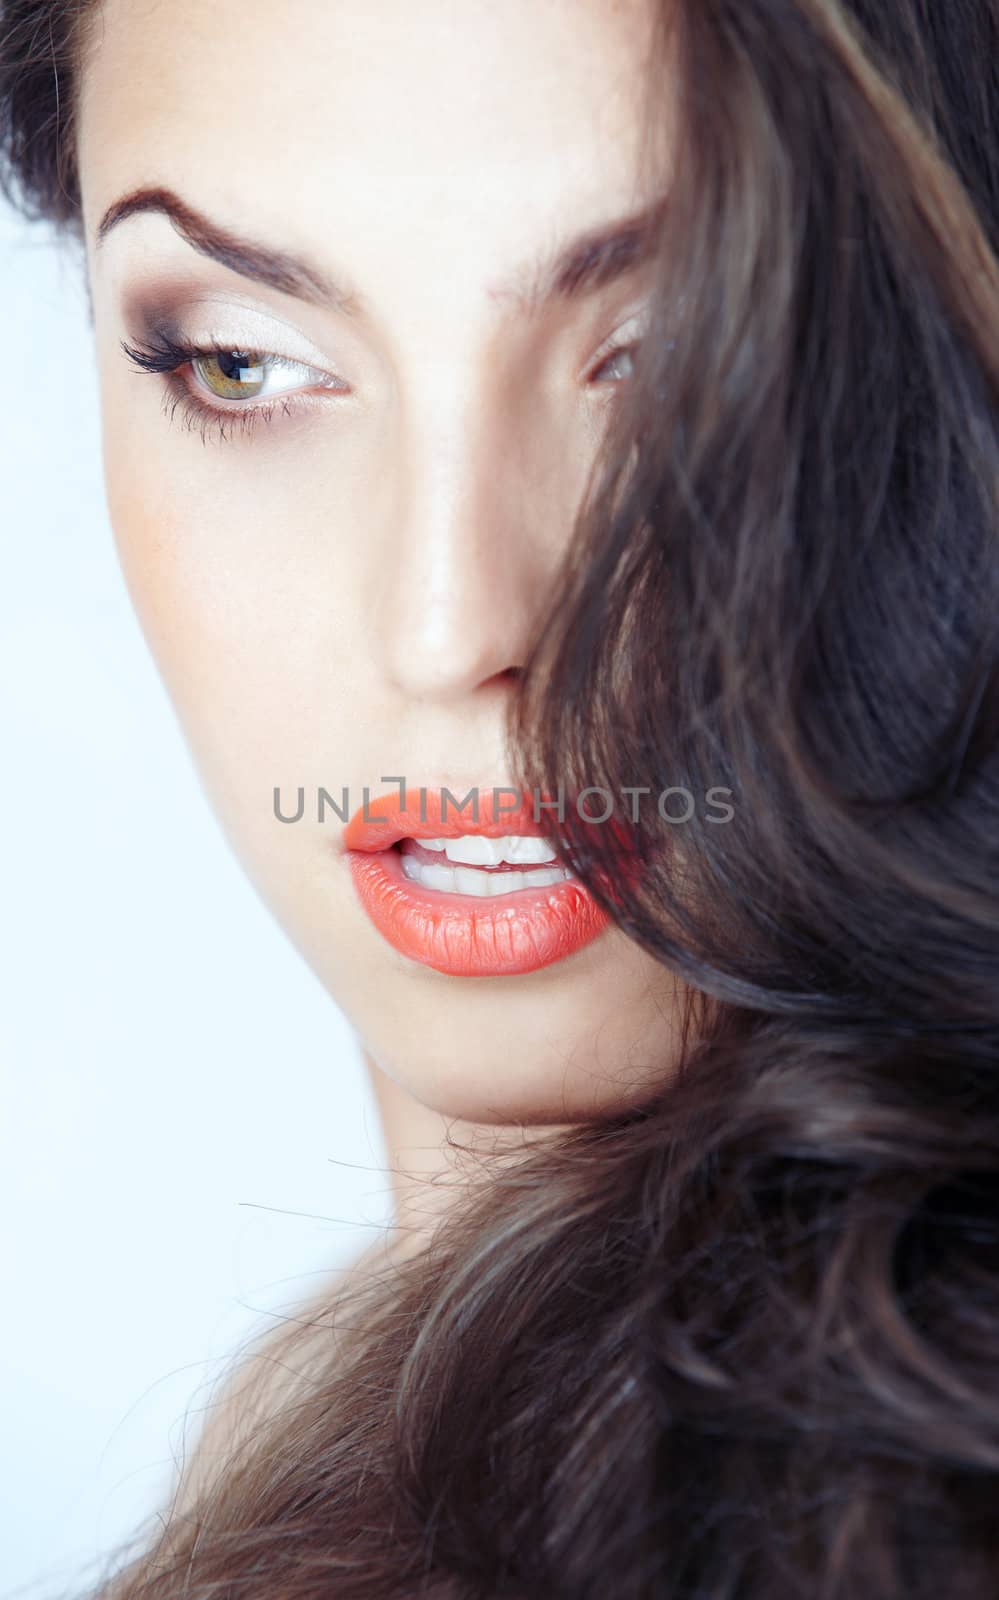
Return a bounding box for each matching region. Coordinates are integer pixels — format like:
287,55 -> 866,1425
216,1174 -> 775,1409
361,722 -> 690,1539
191,349 -> 328,402
589,313 -> 650,386
590,344 -> 636,384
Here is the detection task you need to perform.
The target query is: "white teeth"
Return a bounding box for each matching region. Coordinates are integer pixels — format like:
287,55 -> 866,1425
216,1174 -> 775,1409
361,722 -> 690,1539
420,834 -> 559,866
500,835 -> 559,865
400,854 -> 572,897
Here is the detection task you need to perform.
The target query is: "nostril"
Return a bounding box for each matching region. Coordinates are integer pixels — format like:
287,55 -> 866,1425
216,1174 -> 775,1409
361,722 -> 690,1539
482,665 -> 523,690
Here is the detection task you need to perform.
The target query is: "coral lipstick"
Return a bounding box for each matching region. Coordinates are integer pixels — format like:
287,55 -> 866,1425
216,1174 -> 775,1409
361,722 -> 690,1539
344,788 -> 610,977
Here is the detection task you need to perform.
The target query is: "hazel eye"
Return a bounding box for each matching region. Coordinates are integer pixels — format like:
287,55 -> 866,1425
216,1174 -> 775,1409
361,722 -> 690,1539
191,349 -> 325,402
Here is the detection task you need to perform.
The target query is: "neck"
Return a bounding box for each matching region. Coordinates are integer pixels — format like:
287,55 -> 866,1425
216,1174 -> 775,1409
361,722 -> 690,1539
362,1051 -> 568,1261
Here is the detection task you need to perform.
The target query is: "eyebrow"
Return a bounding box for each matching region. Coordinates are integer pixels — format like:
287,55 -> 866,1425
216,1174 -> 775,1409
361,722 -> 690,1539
96,185 -> 667,318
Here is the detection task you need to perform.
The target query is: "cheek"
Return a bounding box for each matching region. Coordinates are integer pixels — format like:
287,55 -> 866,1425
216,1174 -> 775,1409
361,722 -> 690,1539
100,428 -> 354,881
103,440 -> 255,738
98,413 -> 382,937
102,405 -> 356,732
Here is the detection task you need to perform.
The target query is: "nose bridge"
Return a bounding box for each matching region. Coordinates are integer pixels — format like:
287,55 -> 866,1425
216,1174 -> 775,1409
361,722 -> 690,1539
376,365 -> 556,700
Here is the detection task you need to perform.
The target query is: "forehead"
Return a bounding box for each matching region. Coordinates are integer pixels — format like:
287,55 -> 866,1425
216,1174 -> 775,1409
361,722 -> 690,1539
76,0 -> 660,316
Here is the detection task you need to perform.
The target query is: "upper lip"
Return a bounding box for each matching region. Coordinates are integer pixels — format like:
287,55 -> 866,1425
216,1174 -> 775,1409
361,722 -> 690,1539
343,786 -> 554,853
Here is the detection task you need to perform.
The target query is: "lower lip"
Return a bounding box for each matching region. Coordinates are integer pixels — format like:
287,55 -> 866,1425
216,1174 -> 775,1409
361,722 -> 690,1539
347,843 -> 610,977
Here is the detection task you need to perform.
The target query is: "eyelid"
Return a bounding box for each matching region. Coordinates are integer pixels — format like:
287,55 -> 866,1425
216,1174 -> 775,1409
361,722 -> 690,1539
127,289 -> 346,370
592,307 -> 651,361
194,330 -> 340,376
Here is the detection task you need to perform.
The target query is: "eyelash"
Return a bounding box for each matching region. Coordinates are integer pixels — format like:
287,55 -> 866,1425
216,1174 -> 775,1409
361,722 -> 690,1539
120,328 -> 641,447
120,331 -> 339,445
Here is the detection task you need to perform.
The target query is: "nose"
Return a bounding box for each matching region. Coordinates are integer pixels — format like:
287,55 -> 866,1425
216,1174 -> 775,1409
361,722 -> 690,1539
374,380 -> 568,704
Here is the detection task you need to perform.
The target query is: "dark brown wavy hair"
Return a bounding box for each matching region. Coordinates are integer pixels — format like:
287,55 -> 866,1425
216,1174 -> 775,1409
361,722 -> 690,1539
4,1 -> 999,1596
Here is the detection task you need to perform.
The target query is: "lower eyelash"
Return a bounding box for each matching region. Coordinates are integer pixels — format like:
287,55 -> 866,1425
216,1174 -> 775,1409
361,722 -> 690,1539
122,335 -> 318,445
160,373 -> 297,446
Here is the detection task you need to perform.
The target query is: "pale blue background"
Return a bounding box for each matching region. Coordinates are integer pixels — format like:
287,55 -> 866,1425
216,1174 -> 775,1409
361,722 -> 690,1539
0,195 -> 391,1600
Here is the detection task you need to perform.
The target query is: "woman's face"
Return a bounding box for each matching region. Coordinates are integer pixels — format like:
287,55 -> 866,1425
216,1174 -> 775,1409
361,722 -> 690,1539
77,0 -> 687,1122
